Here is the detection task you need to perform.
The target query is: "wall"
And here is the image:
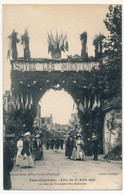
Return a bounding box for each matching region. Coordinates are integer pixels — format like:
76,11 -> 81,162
103,108 -> 122,154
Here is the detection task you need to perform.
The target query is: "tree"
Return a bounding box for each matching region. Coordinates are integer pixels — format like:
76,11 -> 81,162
90,5 -> 122,102
5,111 -> 23,136
102,5 -> 122,98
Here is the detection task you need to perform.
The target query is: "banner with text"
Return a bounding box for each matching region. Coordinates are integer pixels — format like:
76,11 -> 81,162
13,62 -> 99,72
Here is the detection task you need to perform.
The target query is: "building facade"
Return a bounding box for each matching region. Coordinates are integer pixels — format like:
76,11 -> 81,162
102,98 -> 122,154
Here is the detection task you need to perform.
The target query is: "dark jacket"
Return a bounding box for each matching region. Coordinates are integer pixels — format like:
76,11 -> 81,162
21,140 -> 30,156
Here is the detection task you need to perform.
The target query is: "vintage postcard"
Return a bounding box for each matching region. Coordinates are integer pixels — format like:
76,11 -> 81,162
3,4 -> 122,190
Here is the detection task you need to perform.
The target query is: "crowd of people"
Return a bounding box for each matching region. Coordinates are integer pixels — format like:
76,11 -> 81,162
16,132 -> 43,168
45,138 -> 64,151
3,129 -> 98,190
65,134 -> 98,161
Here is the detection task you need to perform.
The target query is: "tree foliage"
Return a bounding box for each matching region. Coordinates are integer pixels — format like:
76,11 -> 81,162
89,5 -> 122,102
102,5 -> 122,98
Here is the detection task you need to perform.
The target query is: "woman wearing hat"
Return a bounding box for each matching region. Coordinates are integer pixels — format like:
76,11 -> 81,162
71,136 -> 77,160
15,135 -> 23,166
33,134 -> 43,160
20,132 -> 34,168
76,134 -> 85,161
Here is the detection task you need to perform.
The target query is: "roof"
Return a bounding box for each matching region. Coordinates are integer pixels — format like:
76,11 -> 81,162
53,124 -> 69,131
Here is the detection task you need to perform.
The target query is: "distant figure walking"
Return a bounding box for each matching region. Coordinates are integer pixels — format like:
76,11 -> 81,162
91,135 -> 98,161
54,138 -> 59,151
65,135 -> 71,158
59,138 -> 64,150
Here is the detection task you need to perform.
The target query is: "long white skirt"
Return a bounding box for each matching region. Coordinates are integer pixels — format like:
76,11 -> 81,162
76,147 -> 85,160
71,147 -> 77,160
16,155 -> 22,166
20,154 -> 34,168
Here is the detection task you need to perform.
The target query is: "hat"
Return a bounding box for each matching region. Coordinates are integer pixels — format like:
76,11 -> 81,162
24,132 -> 31,136
77,134 -> 81,137
35,134 -> 40,138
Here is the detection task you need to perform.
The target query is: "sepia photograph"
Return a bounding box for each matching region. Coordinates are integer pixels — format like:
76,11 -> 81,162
2,3 -> 122,190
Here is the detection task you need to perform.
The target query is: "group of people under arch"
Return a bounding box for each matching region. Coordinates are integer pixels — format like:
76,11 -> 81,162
65,133 -> 98,161
16,132 -> 43,168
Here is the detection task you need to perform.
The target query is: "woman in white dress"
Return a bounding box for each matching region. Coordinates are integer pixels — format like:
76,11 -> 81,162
76,134 -> 85,160
16,135 -> 23,166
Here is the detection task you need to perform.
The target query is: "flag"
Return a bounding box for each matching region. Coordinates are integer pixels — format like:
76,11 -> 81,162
50,31 -> 55,46
79,103 -> 84,112
11,95 -> 16,110
63,33 -> 68,51
63,33 -> 67,48
21,93 -> 24,109
47,32 -> 51,43
88,98 -> 90,108
25,94 -> 29,109
29,95 -> 33,109
84,96 -> 87,109
92,95 -> 97,110
97,99 -> 101,107
16,95 -> 20,110
59,31 -> 63,49
55,31 -> 58,49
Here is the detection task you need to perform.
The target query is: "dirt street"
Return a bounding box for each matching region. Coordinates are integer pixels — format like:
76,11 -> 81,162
11,147 -> 122,190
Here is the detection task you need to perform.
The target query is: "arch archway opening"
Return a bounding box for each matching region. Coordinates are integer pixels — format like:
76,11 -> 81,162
35,88 -> 82,138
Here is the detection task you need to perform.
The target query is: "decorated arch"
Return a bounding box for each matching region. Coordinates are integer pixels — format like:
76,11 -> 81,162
10,58 -> 104,153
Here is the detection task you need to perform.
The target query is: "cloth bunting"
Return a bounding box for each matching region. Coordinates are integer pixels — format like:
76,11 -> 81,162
92,95 -> 97,110
79,102 -> 84,113
29,95 -> 33,109
25,94 -> 29,109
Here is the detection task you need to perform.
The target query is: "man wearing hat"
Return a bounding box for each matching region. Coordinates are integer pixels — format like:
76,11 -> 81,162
33,134 -> 43,160
91,134 -> 98,161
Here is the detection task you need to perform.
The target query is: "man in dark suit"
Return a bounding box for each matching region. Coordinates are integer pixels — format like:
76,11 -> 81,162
92,135 -> 98,161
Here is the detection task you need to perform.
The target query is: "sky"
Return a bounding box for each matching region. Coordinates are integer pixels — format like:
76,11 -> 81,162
3,4 -> 110,124
39,89 -> 77,124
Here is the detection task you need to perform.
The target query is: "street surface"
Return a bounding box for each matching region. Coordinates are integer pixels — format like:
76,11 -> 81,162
11,146 -> 122,190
